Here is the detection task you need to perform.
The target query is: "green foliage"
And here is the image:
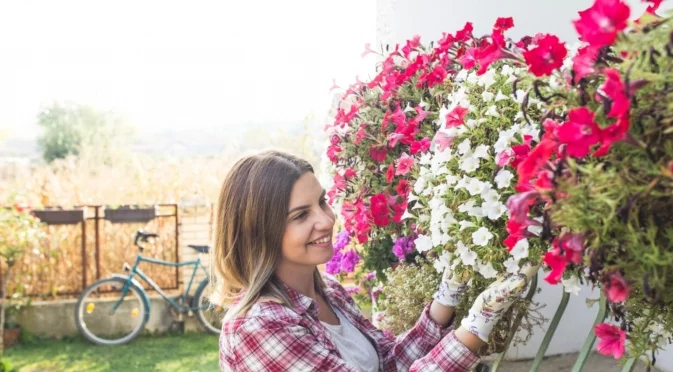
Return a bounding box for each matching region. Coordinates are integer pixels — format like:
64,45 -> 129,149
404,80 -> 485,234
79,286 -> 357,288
377,257 -> 440,335
37,102 -> 134,163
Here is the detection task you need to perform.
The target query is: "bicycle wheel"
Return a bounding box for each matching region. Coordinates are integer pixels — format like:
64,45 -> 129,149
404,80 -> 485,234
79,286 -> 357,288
193,279 -> 225,335
75,277 -> 149,345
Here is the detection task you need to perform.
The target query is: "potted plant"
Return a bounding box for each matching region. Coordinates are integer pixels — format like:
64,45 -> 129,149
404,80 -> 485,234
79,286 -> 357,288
3,291 -> 30,349
32,207 -> 85,225
0,199 -> 43,354
104,204 -> 156,224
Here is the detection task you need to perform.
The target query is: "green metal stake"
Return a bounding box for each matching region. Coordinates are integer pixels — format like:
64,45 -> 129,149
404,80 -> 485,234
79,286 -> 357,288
491,273 -> 539,372
571,294 -> 608,372
621,358 -> 637,372
529,290 -> 571,372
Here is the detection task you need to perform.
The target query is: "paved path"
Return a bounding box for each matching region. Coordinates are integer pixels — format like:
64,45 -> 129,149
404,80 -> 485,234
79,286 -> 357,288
494,353 -> 661,372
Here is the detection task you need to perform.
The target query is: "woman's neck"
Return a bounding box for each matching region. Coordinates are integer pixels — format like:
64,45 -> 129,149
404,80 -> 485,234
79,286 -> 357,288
275,264 -> 318,300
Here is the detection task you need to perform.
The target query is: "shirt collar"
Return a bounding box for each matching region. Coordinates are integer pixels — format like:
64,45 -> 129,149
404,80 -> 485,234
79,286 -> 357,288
277,277 -> 338,317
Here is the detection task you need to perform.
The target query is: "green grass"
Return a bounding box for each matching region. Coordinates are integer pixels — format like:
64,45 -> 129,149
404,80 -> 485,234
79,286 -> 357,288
4,332 -> 220,371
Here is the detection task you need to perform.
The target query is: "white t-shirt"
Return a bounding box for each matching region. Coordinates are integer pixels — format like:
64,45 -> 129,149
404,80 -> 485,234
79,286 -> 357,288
321,308 -> 380,372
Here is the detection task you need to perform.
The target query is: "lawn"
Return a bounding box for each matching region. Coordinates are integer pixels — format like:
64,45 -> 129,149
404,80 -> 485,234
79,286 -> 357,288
5,332 -> 220,371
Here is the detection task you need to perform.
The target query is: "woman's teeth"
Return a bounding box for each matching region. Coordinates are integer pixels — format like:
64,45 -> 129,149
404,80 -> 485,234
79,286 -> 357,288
309,237 -> 330,244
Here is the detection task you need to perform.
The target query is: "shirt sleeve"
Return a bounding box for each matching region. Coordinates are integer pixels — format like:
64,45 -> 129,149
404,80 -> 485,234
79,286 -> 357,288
225,318 -> 359,372
379,303 -> 480,371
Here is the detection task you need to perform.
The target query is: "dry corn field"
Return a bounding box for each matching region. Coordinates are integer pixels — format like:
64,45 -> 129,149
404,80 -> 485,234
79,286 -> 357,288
1,136 -> 323,298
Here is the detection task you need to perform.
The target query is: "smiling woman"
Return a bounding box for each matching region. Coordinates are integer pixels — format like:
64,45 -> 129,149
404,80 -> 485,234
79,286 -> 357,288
212,149 -> 536,371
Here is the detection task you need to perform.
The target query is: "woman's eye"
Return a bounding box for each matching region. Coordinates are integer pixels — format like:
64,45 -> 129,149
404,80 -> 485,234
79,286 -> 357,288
294,211 -> 308,221
320,197 -> 328,205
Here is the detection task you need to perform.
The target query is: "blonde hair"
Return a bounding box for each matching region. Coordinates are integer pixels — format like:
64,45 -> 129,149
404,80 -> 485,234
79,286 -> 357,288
212,150 -> 326,321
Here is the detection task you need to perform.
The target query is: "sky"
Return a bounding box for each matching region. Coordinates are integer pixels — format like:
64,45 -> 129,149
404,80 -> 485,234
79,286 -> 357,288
0,0 -> 376,139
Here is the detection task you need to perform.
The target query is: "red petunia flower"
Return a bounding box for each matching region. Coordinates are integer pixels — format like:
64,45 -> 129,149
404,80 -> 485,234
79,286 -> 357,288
494,17 -> 514,31
543,250 -> 568,285
458,47 -> 479,70
557,107 -> 601,158
396,179 -> 411,197
386,163 -> 395,183
523,34 -> 568,77
370,193 -> 390,227
594,116 -> 630,157
600,68 -> 630,118
369,145 -> 388,163
573,0 -> 631,48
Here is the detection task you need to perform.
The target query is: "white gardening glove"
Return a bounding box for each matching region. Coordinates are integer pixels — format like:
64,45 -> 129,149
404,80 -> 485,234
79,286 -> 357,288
432,264 -> 469,307
460,264 -> 539,342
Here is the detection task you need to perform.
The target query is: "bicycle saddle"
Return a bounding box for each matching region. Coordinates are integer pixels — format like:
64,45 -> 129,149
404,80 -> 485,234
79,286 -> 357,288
188,245 -> 210,254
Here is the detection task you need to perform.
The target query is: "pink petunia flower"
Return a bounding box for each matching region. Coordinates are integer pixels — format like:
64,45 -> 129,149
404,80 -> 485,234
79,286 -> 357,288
595,323 -> 626,359
445,105 -> 469,128
604,272 -> 631,303
573,46 -> 600,83
543,250 -> 567,285
410,137 -> 431,155
395,153 -> 415,176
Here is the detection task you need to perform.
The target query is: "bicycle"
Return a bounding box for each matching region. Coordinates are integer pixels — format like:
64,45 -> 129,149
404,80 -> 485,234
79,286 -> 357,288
75,230 -> 225,345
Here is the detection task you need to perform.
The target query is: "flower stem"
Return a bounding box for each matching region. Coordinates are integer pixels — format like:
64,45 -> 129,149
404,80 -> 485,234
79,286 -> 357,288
571,294 -> 608,372
529,290 -> 570,372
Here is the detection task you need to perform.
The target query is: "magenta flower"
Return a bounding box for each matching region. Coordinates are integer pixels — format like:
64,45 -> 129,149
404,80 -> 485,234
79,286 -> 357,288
543,250 -> 567,285
600,68 -> 630,118
370,193 -> 390,227
369,145 -> 388,163
572,46 -> 599,82
345,286 -> 361,296
392,236 -> 415,260
410,137 -> 431,155
333,230 -> 351,252
395,153 -> 415,176
557,107 -> 601,158
341,250 -> 361,273
523,34 -> 568,77
573,0 -> 630,48
595,323 -> 626,359
604,272 -> 630,303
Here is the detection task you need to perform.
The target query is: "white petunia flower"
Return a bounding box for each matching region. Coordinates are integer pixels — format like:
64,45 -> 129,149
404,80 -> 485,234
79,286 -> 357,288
404,103 -> 415,112
520,124 -> 541,142
459,200 -> 477,214
495,90 -> 509,102
484,201 -> 507,220
479,69 -> 496,88
473,144 -> 490,159
562,275 -> 582,296
454,175 -> 471,191
466,179 -> 485,196
401,209 -> 414,220
472,227 -> 494,247
481,188 -> 500,203
457,139 -> 472,155
455,69 -> 469,82
456,240 -> 468,255
459,155 -> 480,174
486,105 -> 500,117
482,91 -> 494,101
501,64 -> 514,76
460,249 -> 478,267
479,262 -> 498,279
495,169 -> 514,189
419,99 -> 429,108
504,257 -> 520,274
420,152 -> 433,165
510,238 -> 530,260
414,234 -> 433,253
528,224 -> 543,236
433,251 -> 453,273
459,220 -> 476,231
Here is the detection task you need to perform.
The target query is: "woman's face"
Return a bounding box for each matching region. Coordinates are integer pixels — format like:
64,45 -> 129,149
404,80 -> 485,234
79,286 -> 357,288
278,172 -> 336,271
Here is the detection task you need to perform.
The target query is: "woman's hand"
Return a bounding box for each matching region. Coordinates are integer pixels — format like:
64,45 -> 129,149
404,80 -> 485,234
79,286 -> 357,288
432,263 -> 469,308
459,264 -> 539,344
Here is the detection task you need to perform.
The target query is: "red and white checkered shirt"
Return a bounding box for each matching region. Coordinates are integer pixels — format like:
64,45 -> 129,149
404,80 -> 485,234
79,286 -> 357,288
219,274 -> 479,371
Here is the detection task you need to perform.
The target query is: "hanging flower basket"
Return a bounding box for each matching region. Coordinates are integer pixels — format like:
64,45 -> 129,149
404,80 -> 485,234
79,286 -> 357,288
32,208 -> 85,225
104,205 -> 156,224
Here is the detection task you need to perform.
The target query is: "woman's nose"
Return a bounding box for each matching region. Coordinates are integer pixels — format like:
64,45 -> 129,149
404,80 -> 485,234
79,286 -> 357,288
315,207 -> 335,230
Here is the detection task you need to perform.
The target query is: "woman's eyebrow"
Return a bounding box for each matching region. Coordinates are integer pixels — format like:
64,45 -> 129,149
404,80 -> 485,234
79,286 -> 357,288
287,189 -> 326,215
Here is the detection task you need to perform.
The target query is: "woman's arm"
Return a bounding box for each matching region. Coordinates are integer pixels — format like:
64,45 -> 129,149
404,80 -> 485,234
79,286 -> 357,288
429,301 -> 485,354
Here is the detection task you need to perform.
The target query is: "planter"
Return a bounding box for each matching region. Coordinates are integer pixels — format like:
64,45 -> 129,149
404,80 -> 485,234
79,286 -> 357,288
104,206 -> 156,224
32,208 -> 85,225
3,326 -> 20,349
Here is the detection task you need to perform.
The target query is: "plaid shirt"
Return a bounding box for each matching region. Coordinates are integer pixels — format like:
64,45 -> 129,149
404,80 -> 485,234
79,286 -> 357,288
219,274 -> 479,371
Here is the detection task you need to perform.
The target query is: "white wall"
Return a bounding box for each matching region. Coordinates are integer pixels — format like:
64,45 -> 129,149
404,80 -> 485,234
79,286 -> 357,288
375,0 -> 673,370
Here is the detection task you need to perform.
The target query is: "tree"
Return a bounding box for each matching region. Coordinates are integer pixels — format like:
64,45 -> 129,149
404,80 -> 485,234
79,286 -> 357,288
37,102 -> 134,163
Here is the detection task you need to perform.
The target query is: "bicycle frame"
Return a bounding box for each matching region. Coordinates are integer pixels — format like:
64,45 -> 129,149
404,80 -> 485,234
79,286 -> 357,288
113,253 -> 210,313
